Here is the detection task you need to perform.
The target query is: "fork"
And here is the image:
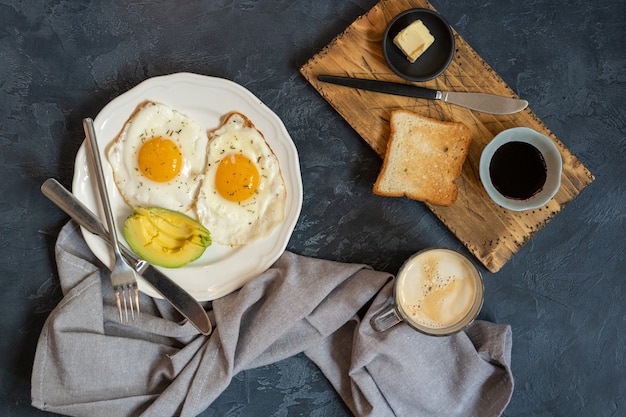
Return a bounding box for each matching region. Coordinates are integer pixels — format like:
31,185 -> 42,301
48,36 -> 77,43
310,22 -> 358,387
83,118 -> 140,322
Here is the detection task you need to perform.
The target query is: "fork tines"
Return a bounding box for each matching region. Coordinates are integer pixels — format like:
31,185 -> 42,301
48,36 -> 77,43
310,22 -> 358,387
113,284 -> 140,322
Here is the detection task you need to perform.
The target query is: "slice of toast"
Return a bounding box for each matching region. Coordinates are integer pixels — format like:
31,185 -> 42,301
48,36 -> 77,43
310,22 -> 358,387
373,110 -> 472,207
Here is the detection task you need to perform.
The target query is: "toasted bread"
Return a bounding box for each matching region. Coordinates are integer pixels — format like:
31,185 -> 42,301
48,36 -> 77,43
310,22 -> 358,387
373,110 -> 472,207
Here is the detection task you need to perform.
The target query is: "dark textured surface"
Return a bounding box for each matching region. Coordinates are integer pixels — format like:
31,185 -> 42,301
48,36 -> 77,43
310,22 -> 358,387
0,0 -> 624,416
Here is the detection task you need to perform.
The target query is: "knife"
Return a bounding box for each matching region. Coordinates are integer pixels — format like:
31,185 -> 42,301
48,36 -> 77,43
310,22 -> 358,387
41,178 -> 213,336
317,75 -> 528,115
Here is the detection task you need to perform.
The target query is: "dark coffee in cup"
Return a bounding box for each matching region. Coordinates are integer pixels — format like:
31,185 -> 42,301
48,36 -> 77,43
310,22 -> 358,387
479,127 -> 562,211
488,141 -> 547,200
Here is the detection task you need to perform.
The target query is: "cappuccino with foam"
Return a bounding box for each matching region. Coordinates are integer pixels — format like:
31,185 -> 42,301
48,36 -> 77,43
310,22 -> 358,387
395,248 -> 483,335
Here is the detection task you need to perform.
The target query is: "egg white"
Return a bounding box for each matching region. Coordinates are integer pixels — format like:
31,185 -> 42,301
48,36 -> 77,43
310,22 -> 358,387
196,112 -> 286,246
107,101 -> 208,214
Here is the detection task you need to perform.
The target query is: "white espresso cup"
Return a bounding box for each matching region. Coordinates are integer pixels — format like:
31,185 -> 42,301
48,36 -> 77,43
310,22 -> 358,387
479,127 -> 562,211
371,248 -> 484,336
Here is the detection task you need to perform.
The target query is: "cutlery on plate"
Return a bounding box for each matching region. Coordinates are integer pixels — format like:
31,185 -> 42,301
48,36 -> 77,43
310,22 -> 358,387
83,118 -> 140,322
317,75 -> 529,115
41,178 -> 213,336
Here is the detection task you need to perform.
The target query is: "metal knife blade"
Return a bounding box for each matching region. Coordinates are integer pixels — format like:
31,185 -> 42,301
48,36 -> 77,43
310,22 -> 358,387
41,178 -> 213,336
317,75 -> 528,115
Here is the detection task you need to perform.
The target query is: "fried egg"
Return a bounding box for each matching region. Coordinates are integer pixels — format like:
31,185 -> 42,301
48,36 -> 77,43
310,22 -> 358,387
107,101 -> 208,214
196,112 -> 286,246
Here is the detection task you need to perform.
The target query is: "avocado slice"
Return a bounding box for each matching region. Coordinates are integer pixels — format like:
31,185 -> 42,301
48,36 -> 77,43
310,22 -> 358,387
123,207 -> 211,268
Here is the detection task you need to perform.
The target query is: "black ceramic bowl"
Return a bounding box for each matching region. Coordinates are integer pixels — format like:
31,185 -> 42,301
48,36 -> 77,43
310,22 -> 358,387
383,8 -> 455,82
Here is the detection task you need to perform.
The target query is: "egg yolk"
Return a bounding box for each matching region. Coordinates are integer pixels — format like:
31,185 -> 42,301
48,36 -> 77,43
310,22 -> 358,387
215,153 -> 260,202
137,137 -> 183,183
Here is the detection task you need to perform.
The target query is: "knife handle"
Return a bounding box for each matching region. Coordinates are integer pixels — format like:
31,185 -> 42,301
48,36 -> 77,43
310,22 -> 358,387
42,178 -> 109,239
317,75 -> 438,100
41,178 -> 137,267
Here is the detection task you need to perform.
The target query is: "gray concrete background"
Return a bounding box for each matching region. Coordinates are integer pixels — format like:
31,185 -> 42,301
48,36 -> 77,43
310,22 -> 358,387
1,1 -> 624,416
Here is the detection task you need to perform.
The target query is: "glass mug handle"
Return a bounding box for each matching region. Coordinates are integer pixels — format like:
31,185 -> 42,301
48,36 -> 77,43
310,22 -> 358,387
371,303 -> 403,332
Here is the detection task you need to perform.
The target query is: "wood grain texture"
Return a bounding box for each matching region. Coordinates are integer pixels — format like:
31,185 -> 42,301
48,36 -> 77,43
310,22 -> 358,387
300,0 -> 594,272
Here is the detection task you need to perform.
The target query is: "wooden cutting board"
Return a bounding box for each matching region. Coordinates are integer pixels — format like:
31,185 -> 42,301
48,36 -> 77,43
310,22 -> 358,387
300,0 -> 594,273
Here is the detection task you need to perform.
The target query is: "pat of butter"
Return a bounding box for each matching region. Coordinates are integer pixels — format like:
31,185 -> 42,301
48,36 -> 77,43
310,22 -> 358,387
393,20 -> 435,63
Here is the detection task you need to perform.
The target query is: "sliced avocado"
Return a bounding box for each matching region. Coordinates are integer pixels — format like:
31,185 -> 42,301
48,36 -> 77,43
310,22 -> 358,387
123,207 -> 211,268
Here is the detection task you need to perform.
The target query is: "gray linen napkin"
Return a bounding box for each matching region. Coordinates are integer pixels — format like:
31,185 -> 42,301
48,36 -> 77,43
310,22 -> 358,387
32,221 -> 513,417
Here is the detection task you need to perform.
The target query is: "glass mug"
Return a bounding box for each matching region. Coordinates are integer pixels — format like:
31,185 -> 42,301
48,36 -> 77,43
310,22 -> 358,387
371,248 -> 484,336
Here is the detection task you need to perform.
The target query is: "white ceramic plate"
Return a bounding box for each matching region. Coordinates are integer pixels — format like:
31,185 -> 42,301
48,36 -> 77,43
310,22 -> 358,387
72,72 -> 302,301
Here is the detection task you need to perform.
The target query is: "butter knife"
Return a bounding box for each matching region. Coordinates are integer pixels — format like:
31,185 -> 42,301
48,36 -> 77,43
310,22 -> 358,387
317,75 -> 528,115
41,178 -> 213,335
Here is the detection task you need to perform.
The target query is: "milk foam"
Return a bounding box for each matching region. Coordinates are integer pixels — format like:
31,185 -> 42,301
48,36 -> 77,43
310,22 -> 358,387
397,249 -> 478,329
